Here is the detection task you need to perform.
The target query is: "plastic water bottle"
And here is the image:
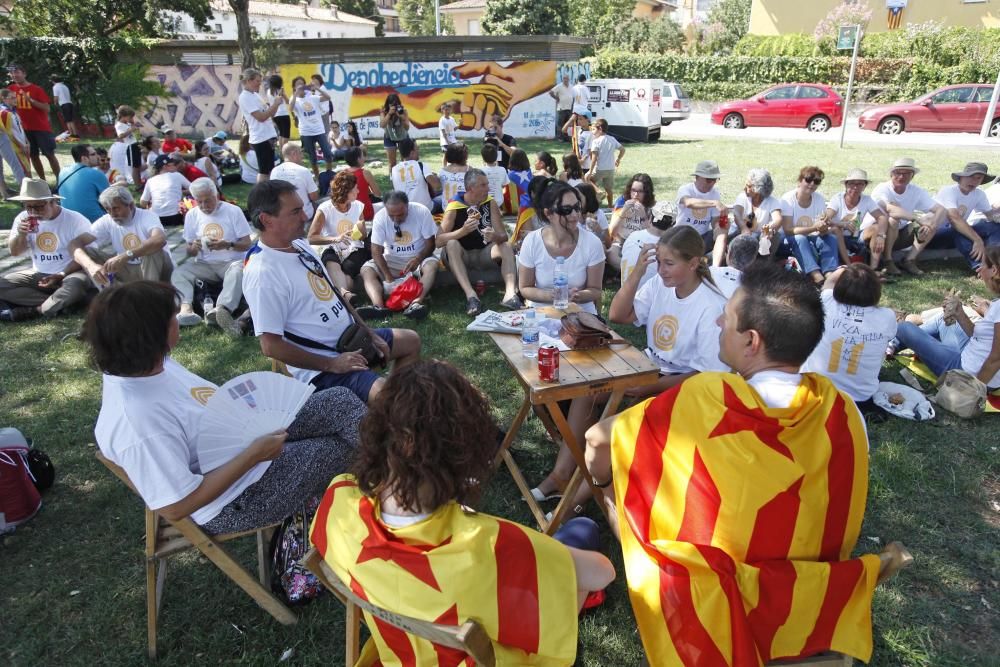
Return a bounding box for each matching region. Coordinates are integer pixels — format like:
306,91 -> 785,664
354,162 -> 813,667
521,309 -> 539,358
202,294 -> 215,315
552,257 -> 569,309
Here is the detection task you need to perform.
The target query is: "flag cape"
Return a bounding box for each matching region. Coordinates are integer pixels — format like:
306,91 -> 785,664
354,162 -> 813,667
611,372 -> 879,666
894,353 -> 1000,412
311,475 -> 579,667
511,206 -> 537,247
0,108 -> 30,174
443,195 -> 493,213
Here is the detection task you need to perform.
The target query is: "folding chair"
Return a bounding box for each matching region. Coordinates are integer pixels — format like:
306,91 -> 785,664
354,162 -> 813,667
96,451 -> 297,659
270,357 -> 292,376
302,548 -> 496,667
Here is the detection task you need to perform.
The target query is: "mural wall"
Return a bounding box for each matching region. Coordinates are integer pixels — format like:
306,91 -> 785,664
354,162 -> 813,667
143,60 -> 591,140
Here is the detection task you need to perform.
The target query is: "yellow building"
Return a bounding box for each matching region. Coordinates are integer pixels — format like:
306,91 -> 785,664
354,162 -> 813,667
750,0 -> 1000,35
440,0 -> 678,36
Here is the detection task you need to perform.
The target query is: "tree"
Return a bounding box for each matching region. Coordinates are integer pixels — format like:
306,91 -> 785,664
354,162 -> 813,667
329,0 -> 385,37
397,0 -> 453,36
570,0 -> 633,42
1,0 -> 213,38
228,0 -> 256,70
701,0 -> 751,54
482,0 -> 571,36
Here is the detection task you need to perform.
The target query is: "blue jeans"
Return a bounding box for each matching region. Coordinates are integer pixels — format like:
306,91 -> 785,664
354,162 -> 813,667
955,220 -> 1000,269
300,133 -> 333,167
791,233 -> 840,275
552,516 -> 601,551
895,321 -> 965,377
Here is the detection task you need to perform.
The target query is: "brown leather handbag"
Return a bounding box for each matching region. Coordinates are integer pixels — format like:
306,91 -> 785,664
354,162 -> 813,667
559,312 -> 613,350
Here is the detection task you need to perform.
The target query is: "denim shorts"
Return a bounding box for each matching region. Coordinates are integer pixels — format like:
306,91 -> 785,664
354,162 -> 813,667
309,327 -> 394,402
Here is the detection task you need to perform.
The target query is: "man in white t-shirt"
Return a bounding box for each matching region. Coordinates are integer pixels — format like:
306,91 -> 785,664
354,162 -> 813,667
51,75 -> 78,139
0,179 -> 93,321
242,180 -> 422,402
140,155 -> 191,226
586,118 -> 625,207
936,162 -> 1000,270
549,74 -> 574,141
438,102 -> 458,166
70,185 -> 171,286
270,143 -> 318,220
390,138 -> 436,210
359,191 -> 439,320
572,74 -> 590,116
170,178 -> 253,335
479,143 -> 508,207
677,160 -> 728,258
237,67 -> 284,181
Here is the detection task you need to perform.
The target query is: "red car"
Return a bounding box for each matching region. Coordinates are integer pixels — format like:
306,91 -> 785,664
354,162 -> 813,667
711,83 -> 844,132
858,84 -> 999,136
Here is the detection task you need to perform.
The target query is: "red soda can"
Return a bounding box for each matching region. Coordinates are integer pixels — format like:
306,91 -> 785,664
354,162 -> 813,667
26,216 -> 39,233
538,344 -> 560,383
717,209 -> 729,230
474,280 -> 486,297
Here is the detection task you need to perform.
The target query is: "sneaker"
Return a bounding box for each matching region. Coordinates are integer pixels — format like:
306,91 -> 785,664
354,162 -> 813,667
356,304 -> 391,321
403,302 -> 428,320
883,260 -> 902,276
0,306 -> 40,322
204,307 -> 218,326
177,311 -> 203,326
214,307 -> 242,338
899,259 -> 924,276
466,296 -> 482,316
500,294 -> 524,310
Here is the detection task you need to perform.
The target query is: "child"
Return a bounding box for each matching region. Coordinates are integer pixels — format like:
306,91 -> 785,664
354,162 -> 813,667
559,153 -> 584,186
480,143 -> 508,211
438,101 -> 458,166
344,120 -> 368,162
114,105 -> 143,186
563,113 -> 592,173
507,148 -> 533,213
586,118 -> 624,207
534,151 -> 557,178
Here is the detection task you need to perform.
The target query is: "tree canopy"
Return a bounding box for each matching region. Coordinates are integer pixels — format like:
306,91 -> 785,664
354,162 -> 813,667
1,0 -> 214,38
397,0 -> 453,36
482,0 -> 571,36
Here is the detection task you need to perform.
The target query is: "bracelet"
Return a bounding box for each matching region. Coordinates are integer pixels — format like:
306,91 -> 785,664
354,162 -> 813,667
592,475 -> 613,489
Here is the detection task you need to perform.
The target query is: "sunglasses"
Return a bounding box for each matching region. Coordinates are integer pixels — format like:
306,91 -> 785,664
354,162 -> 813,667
297,249 -> 326,278
554,203 -> 582,216
803,176 -> 823,185
393,223 -> 402,239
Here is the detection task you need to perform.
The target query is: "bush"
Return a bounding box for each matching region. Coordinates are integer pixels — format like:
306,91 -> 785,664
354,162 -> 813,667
733,34 -> 820,57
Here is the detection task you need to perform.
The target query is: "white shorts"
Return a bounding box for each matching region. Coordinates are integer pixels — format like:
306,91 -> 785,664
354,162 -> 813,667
362,254 -> 438,291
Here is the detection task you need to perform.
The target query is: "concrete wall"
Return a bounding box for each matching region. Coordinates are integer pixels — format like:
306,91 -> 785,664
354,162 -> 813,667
750,0 -> 1000,36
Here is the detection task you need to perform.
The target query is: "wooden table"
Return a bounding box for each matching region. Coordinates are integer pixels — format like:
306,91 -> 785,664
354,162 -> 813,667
489,307 -> 660,534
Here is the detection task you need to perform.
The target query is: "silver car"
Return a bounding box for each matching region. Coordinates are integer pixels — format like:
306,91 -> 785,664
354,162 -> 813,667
661,82 -> 691,126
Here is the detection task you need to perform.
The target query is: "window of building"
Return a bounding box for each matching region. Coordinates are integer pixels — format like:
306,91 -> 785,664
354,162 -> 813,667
214,23 -> 223,33
302,30 -> 307,37
468,19 -> 481,35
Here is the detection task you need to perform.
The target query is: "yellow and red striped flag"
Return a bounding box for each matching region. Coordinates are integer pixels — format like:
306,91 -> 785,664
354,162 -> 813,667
310,476 -> 579,666
611,372 -> 880,666
887,7 -> 904,30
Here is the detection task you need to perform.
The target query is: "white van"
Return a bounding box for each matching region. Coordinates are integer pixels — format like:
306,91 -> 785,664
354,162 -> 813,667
661,82 -> 691,125
584,78 -> 663,143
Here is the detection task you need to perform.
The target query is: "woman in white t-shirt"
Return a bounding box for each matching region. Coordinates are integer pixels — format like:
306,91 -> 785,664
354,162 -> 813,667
801,264 -> 897,404
824,169 -> 887,268
307,170 -> 369,304
575,182 -> 611,249
607,173 -> 654,271
194,140 -> 221,187
237,68 -> 283,181
611,224 -> 728,399
85,281 -> 366,535
434,142 -> 469,213
265,74 -> 290,149
895,246 -> 1000,389
782,165 -> 835,285
733,168 -> 788,242
239,134 -> 259,184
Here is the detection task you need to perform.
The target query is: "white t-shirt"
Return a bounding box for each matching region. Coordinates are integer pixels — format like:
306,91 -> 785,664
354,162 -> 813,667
551,84 -> 574,111
572,83 -> 589,107
391,160 -> 435,210
52,82 -> 71,105
519,229 -> 605,315
971,183 -> 1000,223
733,192 -> 789,232
266,89 -> 288,117
90,208 -> 169,266
747,370 -> 804,409
114,121 -> 137,146
370,203 -> 437,266
590,134 -> 621,171
146,150 -> 161,172
633,279 -> 728,375
438,115 -> 457,147
241,151 -> 259,184
961,298 -> 1000,388
575,129 -> 593,170
864,181 -> 935,230
438,167 -> 467,204
141,172 -> 191,218
781,189 -> 827,235
239,89 -> 278,145
677,182 -> 722,236
611,202 -> 648,244
243,239 -> 354,384
316,199 -> 365,255
579,209 -> 609,237
94,358 -> 270,525
14,207 -> 92,274
709,266 -> 742,299
292,94 -> 325,136
935,184 -> 991,222
801,289 -> 897,402
108,141 -> 131,183
827,192 -> 879,236
182,201 -> 252,264
481,164 -> 509,207
620,228 -> 659,290
270,161 -> 318,219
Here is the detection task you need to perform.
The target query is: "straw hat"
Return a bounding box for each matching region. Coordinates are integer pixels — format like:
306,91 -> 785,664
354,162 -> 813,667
692,160 -> 722,179
951,162 -> 996,184
9,179 -> 62,202
841,168 -> 870,184
889,157 -> 920,175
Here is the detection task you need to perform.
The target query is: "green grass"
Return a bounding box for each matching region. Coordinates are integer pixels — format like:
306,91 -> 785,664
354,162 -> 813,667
2,136 -> 998,665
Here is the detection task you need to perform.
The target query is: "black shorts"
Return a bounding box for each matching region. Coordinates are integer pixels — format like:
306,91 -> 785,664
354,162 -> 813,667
252,140 -> 275,176
26,130 -> 56,157
60,103 -> 75,123
273,115 -> 291,139
125,143 -> 142,167
159,213 -> 185,227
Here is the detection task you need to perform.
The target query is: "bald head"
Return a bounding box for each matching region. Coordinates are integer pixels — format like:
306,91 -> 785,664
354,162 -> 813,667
282,143 -> 303,163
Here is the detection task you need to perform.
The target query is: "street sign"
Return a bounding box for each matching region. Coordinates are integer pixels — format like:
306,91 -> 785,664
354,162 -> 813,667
837,25 -> 859,51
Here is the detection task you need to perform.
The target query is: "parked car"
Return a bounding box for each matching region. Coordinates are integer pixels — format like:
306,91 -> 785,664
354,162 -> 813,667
711,83 -> 844,132
660,82 -> 691,126
858,84 -> 999,136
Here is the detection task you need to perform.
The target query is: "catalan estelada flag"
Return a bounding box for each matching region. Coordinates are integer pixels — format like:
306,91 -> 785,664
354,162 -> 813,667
611,372 -> 880,666
310,476 -> 579,666
887,7 -> 904,30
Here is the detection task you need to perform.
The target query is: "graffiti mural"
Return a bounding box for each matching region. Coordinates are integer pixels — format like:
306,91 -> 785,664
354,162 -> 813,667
141,61 -> 590,139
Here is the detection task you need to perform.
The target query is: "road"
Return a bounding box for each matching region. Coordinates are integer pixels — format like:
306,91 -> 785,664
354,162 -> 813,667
659,112 -> 1000,152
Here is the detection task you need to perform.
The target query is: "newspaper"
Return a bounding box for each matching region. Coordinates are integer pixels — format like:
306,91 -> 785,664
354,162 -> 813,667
466,310 -> 525,334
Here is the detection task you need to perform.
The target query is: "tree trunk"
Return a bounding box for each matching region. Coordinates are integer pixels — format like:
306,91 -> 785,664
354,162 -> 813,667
229,0 -> 255,70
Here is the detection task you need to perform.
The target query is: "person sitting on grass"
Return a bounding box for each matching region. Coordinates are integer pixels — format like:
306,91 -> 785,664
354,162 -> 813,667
575,182 -> 611,250
732,167 -> 789,241
534,151 -> 557,178
559,152 -> 585,187
782,165 -> 835,286
390,137 -> 437,211
607,173 -> 655,271
934,162 -> 1000,271
307,170 -> 370,306
709,233 -> 760,299
801,264 -> 898,407
586,262 -> 879,666
434,141 -> 469,213
343,146 -> 380,222
610,225 -> 729,399
311,359 -> 615,666
140,155 -> 191,227
86,280 -> 366,535
825,169 -> 887,269
676,160 -> 728,265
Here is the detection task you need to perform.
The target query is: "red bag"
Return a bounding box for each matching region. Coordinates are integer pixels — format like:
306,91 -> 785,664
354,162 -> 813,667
385,275 -> 423,312
1,445 -> 42,533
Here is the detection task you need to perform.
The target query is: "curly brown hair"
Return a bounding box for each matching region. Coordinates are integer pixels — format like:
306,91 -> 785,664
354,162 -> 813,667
330,170 -> 358,206
352,359 -> 498,513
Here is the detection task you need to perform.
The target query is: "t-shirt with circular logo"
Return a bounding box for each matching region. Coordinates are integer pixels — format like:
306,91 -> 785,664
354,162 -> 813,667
292,94 -> 325,137
14,207 -> 92,274
90,208 -> 171,266
633,278 -> 728,375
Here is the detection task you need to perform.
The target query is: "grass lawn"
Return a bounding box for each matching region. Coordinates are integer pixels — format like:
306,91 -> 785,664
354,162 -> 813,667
2,135 -> 998,666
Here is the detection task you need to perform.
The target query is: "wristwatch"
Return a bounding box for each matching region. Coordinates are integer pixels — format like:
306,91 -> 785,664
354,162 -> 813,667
125,250 -> 135,258
228,241 -> 235,250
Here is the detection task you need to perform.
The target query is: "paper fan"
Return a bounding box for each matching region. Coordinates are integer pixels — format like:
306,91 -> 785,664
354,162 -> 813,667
197,372 -> 315,472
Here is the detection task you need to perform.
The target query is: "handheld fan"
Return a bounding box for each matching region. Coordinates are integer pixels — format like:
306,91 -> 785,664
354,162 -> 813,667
196,372 -> 315,472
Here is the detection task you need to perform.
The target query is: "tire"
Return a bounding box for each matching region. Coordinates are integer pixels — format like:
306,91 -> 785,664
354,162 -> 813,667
990,118 -> 1000,138
878,116 -> 904,135
722,113 -> 744,129
660,120 -> 672,126
807,115 -> 831,133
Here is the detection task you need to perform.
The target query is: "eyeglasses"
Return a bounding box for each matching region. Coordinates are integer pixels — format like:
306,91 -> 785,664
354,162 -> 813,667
554,203 -> 582,216
24,203 -> 48,212
803,176 -> 823,185
630,188 -> 645,194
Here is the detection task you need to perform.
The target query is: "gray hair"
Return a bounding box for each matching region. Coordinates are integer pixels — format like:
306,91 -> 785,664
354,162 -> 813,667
727,235 -> 760,272
241,67 -> 262,81
746,168 -> 774,200
98,185 -> 134,210
189,177 -> 217,197
464,167 -> 487,190
383,190 -> 409,207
